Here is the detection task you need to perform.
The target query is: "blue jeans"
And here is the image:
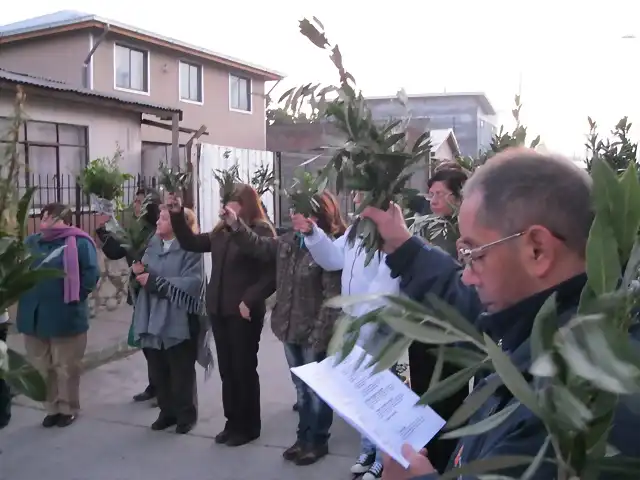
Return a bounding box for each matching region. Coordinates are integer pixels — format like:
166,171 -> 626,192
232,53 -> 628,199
284,343 -> 334,446
361,435 -> 383,463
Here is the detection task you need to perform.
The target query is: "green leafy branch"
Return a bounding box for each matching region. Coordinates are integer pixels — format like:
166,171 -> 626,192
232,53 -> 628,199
213,158 -> 240,204
159,162 -> 191,194
79,145 -> 133,201
286,168 -> 328,217
282,18 -> 431,265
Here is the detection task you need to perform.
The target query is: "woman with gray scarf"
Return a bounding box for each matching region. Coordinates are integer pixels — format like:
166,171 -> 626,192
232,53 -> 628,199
132,207 -> 207,434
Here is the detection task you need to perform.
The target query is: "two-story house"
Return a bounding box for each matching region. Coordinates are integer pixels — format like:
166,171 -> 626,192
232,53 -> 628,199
366,92 -> 496,157
0,10 -> 284,175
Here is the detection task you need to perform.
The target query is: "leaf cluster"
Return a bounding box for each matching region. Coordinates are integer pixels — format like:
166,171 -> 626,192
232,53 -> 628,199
79,146 -> 133,200
247,163 -> 275,196
585,116 -> 638,174
283,18 -> 430,265
159,162 -> 191,194
212,158 -> 240,204
286,168 -> 328,217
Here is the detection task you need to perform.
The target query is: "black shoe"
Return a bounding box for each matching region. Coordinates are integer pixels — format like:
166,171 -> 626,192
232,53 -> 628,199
57,414 -> 76,428
292,402 -> 299,412
214,428 -> 232,444
176,421 -> 195,434
0,417 -> 10,430
226,431 -> 260,447
282,440 -> 304,461
151,416 -> 177,431
42,414 -> 60,428
133,390 -> 155,402
296,443 -> 329,466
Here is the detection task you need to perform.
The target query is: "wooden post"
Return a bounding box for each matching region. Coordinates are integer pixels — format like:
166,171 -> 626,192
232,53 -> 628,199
170,112 -> 180,168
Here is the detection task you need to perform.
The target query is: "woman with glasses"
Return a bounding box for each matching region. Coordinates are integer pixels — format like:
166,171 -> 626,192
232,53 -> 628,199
410,167 -> 470,473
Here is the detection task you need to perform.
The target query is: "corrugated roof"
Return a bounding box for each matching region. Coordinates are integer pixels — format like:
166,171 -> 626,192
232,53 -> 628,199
0,11 -> 285,80
366,92 -> 496,116
0,69 -> 182,117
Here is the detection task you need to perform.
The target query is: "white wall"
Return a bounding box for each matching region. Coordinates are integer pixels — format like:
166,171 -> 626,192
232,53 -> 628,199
0,90 -> 142,177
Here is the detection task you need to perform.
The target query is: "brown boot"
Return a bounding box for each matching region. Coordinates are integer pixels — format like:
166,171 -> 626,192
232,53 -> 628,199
295,443 -> 329,466
282,440 -> 304,461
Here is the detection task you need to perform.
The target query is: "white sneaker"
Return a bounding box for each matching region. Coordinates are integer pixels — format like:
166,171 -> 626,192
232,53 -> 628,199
350,452 -> 375,474
362,462 -> 383,480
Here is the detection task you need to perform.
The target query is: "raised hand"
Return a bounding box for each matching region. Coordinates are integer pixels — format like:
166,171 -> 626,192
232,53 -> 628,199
291,213 -> 314,234
219,205 -> 239,228
167,193 -> 182,213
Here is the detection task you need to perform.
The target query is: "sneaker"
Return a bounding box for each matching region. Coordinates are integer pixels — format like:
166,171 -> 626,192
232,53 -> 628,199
42,414 -> 60,428
57,414 -> 76,428
350,452 -> 375,474
362,462 -> 383,480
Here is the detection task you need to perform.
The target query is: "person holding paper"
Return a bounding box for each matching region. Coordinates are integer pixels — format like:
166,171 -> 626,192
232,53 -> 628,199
292,191 -> 400,480
220,190 -> 344,465
358,149 -> 640,478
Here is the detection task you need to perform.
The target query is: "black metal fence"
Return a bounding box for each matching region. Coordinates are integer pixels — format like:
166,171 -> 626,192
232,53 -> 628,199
22,174 -> 164,237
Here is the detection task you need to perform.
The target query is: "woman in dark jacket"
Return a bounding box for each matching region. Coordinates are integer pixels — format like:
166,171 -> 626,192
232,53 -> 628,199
168,184 -> 275,447
221,190 -> 345,465
95,188 -> 161,403
409,167 -> 468,473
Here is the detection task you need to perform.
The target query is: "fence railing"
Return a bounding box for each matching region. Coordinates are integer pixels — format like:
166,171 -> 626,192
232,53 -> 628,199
21,174 -> 164,237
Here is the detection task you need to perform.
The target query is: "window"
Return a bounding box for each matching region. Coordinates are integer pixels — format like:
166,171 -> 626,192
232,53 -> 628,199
229,74 -> 251,112
179,61 -> 203,103
115,44 -> 149,93
0,118 -> 88,207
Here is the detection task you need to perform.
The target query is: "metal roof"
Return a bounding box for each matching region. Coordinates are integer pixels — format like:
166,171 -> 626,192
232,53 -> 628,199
0,11 -> 285,81
0,68 -> 182,117
366,92 -> 496,116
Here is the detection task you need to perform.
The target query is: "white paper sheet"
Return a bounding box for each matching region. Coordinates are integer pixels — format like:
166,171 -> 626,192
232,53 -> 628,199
291,345 -> 446,468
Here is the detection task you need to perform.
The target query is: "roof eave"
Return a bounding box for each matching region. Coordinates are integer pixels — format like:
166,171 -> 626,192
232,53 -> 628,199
0,17 -> 285,81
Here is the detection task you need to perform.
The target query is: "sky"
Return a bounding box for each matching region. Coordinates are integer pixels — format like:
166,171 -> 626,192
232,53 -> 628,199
2,0 -> 640,158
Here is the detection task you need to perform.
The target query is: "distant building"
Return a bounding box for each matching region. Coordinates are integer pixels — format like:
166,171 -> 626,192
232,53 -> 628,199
366,92 -> 497,157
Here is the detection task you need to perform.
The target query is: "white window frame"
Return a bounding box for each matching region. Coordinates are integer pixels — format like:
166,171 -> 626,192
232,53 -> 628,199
113,43 -> 150,95
229,73 -> 252,114
178,61 -> 204,105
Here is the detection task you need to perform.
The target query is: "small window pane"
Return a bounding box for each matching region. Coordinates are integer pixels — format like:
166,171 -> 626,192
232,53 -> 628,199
230,76 -> 240,108
28,146 -> 58,206
130,49 -> 145,91
115,45 -> 131,89
58,124 -> 86,145
189,66 -> 200,101
26,121 -> 57,143
180,63 -> 190,99
230,75 -> 250,111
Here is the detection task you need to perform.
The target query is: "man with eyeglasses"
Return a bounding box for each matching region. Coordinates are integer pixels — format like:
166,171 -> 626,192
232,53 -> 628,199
357,148 -> 640,479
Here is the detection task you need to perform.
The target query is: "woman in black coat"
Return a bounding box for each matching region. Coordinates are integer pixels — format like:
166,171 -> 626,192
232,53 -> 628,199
95,188 -> 161,403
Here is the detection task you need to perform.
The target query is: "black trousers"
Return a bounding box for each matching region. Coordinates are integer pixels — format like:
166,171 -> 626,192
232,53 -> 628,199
0,323 -> 10,427
141,348 -> 156,396
145,317 -> 199,425
409,341 -> 469,474
210,314 -> 263,435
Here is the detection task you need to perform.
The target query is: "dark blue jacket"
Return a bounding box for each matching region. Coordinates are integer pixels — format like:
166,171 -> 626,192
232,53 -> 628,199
387,236 -> 640,479
16,234 -> 100,339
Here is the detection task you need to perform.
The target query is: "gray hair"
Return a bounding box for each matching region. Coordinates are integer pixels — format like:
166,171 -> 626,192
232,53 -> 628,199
463,148 -> 593,255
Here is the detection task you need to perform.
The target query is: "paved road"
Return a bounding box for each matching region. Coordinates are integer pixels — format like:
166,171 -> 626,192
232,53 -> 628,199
0,326 -> 361,480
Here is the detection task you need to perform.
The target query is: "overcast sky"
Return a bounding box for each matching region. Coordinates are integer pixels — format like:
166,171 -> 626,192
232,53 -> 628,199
3,0 -> 640,157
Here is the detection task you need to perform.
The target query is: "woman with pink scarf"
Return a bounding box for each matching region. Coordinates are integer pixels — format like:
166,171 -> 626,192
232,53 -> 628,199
16,203 -> 100,428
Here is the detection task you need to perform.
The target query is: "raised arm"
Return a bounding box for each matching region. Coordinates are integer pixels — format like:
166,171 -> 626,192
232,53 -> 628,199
387,236 -> 483,323
228,219 -> 280,262
303,224 -> 349,271
95,226 -> 128,261
169,209 -> 212,253
241,222 -> 277,310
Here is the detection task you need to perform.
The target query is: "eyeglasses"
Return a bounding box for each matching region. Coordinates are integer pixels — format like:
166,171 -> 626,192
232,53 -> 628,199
457,232 -> 524,269
425,191 -> 452,201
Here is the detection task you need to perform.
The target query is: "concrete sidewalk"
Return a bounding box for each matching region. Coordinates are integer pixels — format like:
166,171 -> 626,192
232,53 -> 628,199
0,320 -> 361,480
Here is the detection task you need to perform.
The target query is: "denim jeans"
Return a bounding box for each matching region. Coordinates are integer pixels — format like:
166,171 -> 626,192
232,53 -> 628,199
284,343 -> 334,446
361,435 -> 383,463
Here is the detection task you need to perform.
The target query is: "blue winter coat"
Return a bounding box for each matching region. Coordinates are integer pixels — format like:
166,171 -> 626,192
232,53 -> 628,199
16,233 -> 100,339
